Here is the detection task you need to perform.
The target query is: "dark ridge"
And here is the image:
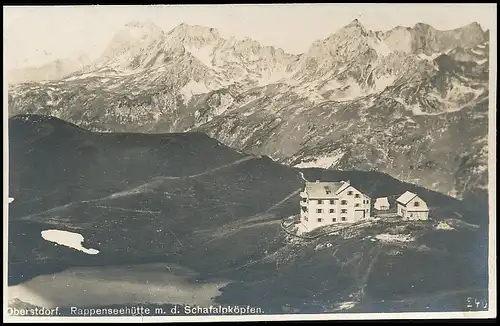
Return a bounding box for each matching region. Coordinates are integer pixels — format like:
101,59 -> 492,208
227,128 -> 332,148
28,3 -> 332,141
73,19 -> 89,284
9,114 -> 88,131
484,30 -> 490,41
8,114 -> 215,139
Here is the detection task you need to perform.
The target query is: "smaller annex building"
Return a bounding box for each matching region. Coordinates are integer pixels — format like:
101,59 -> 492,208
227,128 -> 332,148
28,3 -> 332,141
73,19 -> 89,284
374,197 -> 390,210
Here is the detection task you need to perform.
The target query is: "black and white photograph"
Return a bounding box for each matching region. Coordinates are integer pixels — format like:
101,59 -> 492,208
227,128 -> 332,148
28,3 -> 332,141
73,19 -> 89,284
3,4 -> 497,322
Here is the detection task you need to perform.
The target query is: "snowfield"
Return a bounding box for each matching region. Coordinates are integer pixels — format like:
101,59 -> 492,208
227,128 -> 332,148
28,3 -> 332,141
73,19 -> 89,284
41,229 -> 100,255
294,152 -> 345,169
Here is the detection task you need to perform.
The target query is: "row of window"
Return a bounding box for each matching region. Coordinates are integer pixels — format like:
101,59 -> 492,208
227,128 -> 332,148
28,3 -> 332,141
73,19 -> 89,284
315,208 -> 348,213
318,217 -> 346,222
305,216 -> 347,222
303,207 -> 371,214
303,199 -> 370,205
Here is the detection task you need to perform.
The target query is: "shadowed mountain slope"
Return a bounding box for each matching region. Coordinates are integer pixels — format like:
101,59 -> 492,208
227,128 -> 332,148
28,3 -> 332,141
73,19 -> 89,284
8,115 -> 489,314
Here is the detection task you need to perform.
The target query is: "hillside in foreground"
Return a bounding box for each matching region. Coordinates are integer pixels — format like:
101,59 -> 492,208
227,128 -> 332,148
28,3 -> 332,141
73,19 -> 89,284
7,115 -> 489,314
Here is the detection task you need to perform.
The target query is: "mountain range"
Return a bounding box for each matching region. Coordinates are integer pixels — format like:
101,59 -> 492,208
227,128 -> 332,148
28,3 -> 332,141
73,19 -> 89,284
7,20 -> 491,203
8,115 -> 489,314
7,52 -> 91,85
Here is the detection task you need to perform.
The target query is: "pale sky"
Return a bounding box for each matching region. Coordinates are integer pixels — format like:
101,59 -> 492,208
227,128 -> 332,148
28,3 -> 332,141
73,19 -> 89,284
3,4 -> 497,70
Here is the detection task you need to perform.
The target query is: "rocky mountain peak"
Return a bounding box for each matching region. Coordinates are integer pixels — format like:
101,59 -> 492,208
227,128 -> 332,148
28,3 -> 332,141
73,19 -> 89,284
307,19 -> 371,54
413,22 -> 433,30
463,21 -> 483,31
96,21 -> 166,67
483,29 -> 490,41
383,21 -> 487,55
339,18 -> 369,37
347,18 -> 363,28
167,23 -> 221,46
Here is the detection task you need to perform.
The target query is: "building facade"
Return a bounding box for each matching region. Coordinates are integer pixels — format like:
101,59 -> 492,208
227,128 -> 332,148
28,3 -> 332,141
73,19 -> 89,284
396,191 -> 429,220
300,180 -> 371,232
374,197 -> 390,210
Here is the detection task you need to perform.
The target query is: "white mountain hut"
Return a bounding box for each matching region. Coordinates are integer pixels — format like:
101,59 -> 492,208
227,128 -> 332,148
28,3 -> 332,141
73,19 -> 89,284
299,180 -> 371,232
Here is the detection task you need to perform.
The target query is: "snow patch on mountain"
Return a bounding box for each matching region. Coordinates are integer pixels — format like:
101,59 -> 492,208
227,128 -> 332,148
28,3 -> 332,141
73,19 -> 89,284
368,38 -> 393,57
374,75 -> 396,92
185,45 -> 215,68
180,80 -> 210,102
294,152 -> 345,169
418,52 -> 444,61
319,78 -> 342,92
64,72 -> 96,81
471,49 -> 483,56
411,105 -> 444,116
212,93 -> 234,116
446,81 -> 485,100
257,70 -> 293,86
335,82 -> 364,101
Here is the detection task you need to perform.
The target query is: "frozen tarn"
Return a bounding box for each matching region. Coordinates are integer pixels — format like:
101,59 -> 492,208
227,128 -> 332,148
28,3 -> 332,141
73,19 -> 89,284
7,263 -> 229,309
41,229 -> 99,255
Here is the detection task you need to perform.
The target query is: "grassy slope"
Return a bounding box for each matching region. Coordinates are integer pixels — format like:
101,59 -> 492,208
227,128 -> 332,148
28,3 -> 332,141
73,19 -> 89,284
8,115 -> 489,313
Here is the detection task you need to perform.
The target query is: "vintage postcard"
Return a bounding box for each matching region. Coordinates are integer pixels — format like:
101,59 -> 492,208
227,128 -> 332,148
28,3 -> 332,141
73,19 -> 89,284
3,4 -> 497,322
